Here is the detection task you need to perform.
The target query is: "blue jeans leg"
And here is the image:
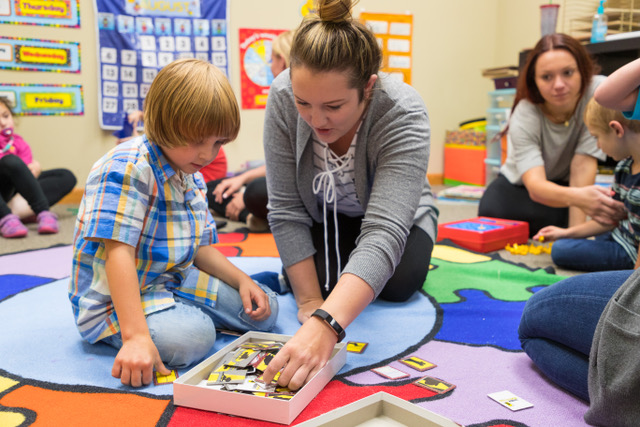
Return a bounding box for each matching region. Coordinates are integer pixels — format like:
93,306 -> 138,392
518,270 -> 633,401
101,281 -> 279,369
551,234 -> 634,271
101,301 -> 218,368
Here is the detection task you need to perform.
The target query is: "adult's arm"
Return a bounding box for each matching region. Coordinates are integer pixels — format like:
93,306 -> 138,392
522,158 -> 624,225
594,58 -> 640,112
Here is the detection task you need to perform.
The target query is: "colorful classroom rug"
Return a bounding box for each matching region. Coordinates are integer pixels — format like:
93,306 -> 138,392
0,231 -> 590,426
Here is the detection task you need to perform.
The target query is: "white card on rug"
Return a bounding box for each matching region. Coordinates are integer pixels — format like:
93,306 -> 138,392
371,365 -> 410,380
487,390 -> 533,411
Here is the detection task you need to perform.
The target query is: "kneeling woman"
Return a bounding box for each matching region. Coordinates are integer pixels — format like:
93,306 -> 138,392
261,0 -> 438,390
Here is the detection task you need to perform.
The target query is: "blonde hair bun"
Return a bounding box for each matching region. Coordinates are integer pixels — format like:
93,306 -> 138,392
317,0 -> 356,23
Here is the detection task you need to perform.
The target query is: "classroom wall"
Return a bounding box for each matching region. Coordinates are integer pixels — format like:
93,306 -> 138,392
0,0 -> 554,188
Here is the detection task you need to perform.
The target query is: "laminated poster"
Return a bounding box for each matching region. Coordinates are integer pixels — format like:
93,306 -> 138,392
94,0 -> 230,130
0,37 -> 80,73
0,83 -> 83,116
239,28 -> 287,110
0,0 -> 80,27
359,11 -> 413,84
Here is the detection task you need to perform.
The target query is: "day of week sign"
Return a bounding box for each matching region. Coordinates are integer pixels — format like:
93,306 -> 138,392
0,83 -> 83,115
0,37 -> 80,72
0,0 -> 80,27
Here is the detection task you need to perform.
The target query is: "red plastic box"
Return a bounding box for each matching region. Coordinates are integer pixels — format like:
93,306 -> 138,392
437,216 -> 529,253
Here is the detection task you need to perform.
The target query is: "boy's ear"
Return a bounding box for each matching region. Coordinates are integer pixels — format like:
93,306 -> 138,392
609,120 -> 625,137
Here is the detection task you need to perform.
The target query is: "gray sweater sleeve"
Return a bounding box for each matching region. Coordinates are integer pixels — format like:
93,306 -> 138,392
264,71 -> 437,297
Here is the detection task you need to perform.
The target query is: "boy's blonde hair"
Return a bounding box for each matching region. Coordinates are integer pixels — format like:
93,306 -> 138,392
585,97 -> 640,134
272,30 -> 294,68
290,0 -> 381,101
144,58 -> 240,148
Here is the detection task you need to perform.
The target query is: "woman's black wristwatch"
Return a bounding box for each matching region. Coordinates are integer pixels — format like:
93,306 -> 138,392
312,309 -> 346,342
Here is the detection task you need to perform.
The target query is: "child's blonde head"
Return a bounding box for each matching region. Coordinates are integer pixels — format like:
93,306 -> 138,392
272,30 -> 294,68
0,97 -> 14,115
585,97 -> 640,134
144,58 -> 240,148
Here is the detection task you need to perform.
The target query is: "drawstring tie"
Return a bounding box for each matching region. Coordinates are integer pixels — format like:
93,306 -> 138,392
312,145 -> 352,292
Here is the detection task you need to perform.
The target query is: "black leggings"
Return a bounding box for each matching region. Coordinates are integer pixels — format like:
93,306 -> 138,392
206,176 -> 268,222
478,174 -> 568,237
0,155 -> 76,218
285,213 -> 434,302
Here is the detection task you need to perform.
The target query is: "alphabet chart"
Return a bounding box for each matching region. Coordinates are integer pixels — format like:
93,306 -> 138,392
95,0 -> 229,130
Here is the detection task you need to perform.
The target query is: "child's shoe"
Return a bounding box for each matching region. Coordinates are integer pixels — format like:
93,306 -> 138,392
0,214 -> 28,238
37,211 -> 59,234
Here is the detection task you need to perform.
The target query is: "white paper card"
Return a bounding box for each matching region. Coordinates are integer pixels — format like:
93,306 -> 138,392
488,390 -> 533,411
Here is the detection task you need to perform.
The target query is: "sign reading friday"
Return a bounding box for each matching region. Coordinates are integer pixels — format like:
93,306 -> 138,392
124,0 -> 201,17
24,92 -> 74,109
0,83 -> 83,115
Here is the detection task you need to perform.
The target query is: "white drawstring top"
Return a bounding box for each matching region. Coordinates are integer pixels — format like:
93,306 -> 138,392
311,127 -> 364,291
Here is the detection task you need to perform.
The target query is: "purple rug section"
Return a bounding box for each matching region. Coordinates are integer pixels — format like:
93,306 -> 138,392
0,245 -> 72,279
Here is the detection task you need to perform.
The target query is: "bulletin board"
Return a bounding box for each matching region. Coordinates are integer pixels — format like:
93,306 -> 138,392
94,0 -> 230,130
360,12 -> 413,84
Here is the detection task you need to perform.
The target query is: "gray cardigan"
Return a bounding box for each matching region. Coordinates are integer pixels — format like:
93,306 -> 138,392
263,70 -> 438,297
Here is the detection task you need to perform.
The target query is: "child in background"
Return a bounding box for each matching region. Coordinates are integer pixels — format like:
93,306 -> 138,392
0,97 -> 73,237
534,97 -> 640,271
209,30 -> 294,231
69,59 -> 278,387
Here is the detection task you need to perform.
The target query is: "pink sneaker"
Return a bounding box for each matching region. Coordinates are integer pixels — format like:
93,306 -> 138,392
37,211 -> 59,234
0,214 -> 28,238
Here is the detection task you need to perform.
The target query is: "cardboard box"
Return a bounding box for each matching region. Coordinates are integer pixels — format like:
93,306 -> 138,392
298,392 -> 461,426
437,216 -> 529,253
173,331 -> 347,425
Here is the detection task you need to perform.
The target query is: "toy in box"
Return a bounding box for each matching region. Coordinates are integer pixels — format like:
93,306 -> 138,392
437,216 -> 529,253
173,331 -> 347,425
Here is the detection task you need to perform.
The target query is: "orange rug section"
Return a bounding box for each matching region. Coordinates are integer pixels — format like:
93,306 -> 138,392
214,231 -> 279,257
1,384 -> 170,427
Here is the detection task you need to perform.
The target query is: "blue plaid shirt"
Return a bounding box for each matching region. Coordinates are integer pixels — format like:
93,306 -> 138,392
69,136 -> 219,343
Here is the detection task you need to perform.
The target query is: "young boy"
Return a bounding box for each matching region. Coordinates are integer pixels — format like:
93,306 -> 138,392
69,59 -> 278,388
534,97 -> 640,271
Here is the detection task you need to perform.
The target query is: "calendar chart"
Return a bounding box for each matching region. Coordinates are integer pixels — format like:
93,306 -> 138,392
95,0 -> 230,130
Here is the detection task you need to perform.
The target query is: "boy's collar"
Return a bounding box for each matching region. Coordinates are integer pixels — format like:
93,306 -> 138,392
143,135 -> 176,183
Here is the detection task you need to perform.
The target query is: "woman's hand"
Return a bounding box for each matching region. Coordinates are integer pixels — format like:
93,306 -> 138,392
261,316 -> 337,390
574,185 -> 626,225
212,175 -> 245,203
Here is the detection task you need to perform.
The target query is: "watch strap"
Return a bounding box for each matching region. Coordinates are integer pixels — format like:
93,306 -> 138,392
312,308 -> 346,342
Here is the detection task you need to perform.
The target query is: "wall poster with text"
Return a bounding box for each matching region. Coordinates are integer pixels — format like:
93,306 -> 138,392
94,0 -> 230,130
0,37 -> 81,73
239,28 -> 286,110
360,11 -> 413,84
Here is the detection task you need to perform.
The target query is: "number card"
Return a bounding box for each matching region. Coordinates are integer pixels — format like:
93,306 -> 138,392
95,0 -> 230,130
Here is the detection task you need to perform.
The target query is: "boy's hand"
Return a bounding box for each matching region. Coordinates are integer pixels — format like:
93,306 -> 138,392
238,277 -> 272,321
533,226 -> 566,242
112,334 -> 171,387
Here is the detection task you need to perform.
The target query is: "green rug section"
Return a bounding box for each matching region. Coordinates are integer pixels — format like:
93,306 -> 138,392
424,258 -> 566,304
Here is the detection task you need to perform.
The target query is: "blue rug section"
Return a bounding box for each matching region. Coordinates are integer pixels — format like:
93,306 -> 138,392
0,261 -> 437,396
0,274 -> 54,301
435,289 -> 526,350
